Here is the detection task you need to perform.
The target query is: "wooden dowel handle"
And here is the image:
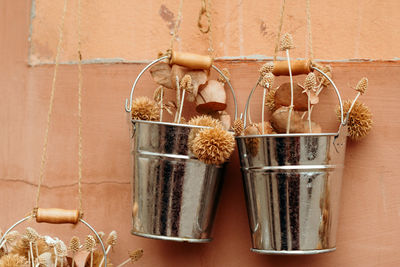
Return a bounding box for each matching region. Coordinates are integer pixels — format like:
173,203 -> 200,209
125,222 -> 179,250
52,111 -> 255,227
272,60 -> 312,76
170,51 -> 213,70
36,208 -> 80,224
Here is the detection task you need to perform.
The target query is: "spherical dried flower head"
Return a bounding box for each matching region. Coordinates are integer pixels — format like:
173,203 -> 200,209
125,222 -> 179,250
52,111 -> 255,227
129,249 -> 144,263
232,119 -> 244,136
279,33 -> 294,51
265,89 -> 276,111
69,236 -> 80,253
259,62 -> 274,75
106,231 -> 117,247
259,72 -> 275,88
25,227 -> 39,243
188,115 -> 222,128
84,235 -> 96,252
0,254 -> 27,267
337,100 -> 372,140
304,72 -> 316,91
192,128 -> 235,165
131,96 -> 160,121
218,68 -> 231,83
180,74 -> 194,94
56,240 -> 67,257
5,231 -> 20,243
355,77 -> 368,94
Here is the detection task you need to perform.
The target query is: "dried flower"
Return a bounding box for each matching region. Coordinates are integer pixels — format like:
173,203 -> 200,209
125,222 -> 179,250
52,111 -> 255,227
355,77 -> 368,94
217,68 -> 231,83
259,62 -> 274,75
279,33 -> 294,51
180,75 -> 194,94
188,115 -> 223,151
25,227 -> 39,243
265,89 -> 276,111
0,254 -> 27,267
4,231 -> 20,243
304,73 -> 316,91
259,72 -> 275,88
337,100 -> 372,140
153,86 -> 164,102
84,235 -> 96,252
232,119 -> 244,136
244,125 -> 260,156
69,236 -> 80,253
192,128 -> 235,165
129,249 -> 144,263
106,231 -> 117,247
131,96 -> 160,121
55,240 -> 67,257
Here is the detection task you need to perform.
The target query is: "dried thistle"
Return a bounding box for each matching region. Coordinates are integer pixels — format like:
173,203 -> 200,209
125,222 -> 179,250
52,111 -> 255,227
97,232 -> 105,243
192,128 -> 235,165
10,236 -> 30,256
84,235 -> 96,253
259,62 -> 274,76
69,236 -> 80,253
232,119 -> 244,136
188,115 -> 223,151
106,231 -> 117,248
265,89 -> 276,111
0,254 -> 28,267
259,72 -> 275,89
56,241 -> 67,257
131,96 -> 160,121
25,228 -> 39,243
355,77 -> 368,94
304,73 -> 317,91
180,74 -> 194,94
153,86 -> 164,102
217,68 -> 231,83
337,100 -> 372,140
129,249 -> 144,263
279,33 -> 294,51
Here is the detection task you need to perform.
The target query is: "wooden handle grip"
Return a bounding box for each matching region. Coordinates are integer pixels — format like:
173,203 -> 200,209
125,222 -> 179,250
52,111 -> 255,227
170,51 -> 213,70
272,60 -> 312,76
36,208 -> 80,224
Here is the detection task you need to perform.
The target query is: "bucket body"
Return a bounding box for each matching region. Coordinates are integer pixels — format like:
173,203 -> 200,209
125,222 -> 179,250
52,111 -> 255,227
130,120 -> 224,242
236,132 -> 347,254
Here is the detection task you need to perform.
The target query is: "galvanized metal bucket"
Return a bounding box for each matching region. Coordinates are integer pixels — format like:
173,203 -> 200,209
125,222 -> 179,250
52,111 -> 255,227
236,66 -> 348,254
125,56 -> 237,242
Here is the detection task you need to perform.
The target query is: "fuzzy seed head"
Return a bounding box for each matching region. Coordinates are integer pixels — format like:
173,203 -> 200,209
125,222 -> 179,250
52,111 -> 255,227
304,73 -> 317,91
355,77 -> 368,94
153,86 -> 164,102
106,231 -> 117,247
259,73 -> 275,88
84,235 -> 96,252
192,128 -> 235,165
337,100 -> 372,140
232,119 -> 244,136
259,62 -> 274,75
5,231 -> 20,243
279,33 -> 294,51
56,241 -> 67,257
25,227 -> 39,243
180,75 -> 194,93
69,236 -> 80,253
131,96 -> 160,121
0,254 -> 28,267
265,89 -> 276,111
129,249 -> 144,263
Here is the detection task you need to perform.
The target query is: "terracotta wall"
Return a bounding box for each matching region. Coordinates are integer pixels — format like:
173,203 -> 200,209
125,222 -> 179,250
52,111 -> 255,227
1,0 -> 399,266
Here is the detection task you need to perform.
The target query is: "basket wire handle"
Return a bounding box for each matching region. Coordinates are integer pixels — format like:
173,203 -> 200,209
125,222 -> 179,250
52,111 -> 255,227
243,66 -> 344,133
124,56 -> 238,121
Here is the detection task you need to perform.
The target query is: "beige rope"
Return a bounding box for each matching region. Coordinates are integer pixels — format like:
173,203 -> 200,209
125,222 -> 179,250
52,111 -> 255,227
198,0 -> 214,57
306,0 -> 313,60
34,0 -> 69,211
77,0 -> 84,216
273,0 -> 286,60
169,0 -> 184,53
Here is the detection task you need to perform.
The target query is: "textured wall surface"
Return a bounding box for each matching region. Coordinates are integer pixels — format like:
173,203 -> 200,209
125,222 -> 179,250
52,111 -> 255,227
1,0 -> 400,266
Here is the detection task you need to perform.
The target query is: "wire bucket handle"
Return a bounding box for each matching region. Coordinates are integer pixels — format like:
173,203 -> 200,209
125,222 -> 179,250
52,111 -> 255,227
124,51 -> 238,121
0,208 -> 108,267
242,61 -> 346,134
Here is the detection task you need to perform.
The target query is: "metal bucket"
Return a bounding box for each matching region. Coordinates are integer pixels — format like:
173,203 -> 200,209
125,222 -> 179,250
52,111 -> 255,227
125,56 -> 238,242
130,120 -> 224,242
236,66 -> 348,254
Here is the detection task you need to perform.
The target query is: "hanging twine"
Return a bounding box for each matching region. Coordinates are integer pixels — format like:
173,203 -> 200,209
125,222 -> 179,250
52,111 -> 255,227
198,0 -> 214,57
34,0 -> 69,212
306,0 -> 313,60
273,0 -> 286,60
167,0 -> 184,56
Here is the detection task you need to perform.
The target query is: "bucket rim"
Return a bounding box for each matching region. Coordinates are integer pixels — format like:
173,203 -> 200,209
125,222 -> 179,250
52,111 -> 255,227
235,132 -> 339,139
132,119 -> 212,129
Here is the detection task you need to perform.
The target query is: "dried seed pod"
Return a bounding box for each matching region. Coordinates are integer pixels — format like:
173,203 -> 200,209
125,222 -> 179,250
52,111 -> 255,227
274,83 -> 308,111
254,122 -> 274,134
355,77 -> 368,94
180,74 -> 194,94
196,80 -> 227,113
265,89 -> 277,111
217,68 -> 231,83
69,236 -> 80,253
337,100 -> 372,140
25,227 -> 39,243
106,231 -> 117,247
259,62 -> 274,75
4,231 -> 20,243
244,125 -> 260,156
304,72 -> 316,91
188,115 -> 223,151
192,128 -> 235,165
129,249 -> 144,263
96,232 -> 105,244
56,241 -> 68,257
279,33 -> 294,51
84,235 -> 96,252
259,72 -> 275,88
131,96 -> 160,121
232,119 -> 244,136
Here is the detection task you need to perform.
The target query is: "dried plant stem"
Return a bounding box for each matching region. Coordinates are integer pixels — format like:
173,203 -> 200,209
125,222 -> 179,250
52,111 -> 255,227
99,245 -> 112,267
174,76 -> 181,123
116,258 -> 131,267
177,89 -> 186,124
54,247 -> 58,267
71,253 -> 76,267
262,88 -> 267,134
61,257 -> 64,267
90,251 -> 94,267
286,49 -> 294,134
0,239 -> 6,249
159,87 -> 164,122
307,94 -> 312,132
29,242 -> 35,267
345,92 -> 361,124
